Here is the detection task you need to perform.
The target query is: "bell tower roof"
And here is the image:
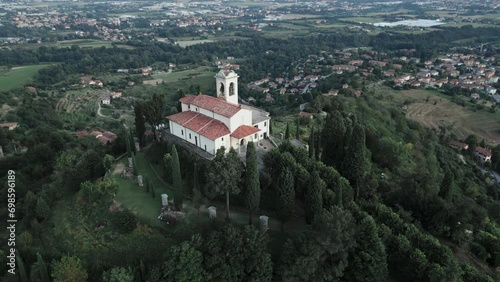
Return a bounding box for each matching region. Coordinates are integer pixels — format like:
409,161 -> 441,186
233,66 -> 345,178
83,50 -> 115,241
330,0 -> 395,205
216,69 -> 238,79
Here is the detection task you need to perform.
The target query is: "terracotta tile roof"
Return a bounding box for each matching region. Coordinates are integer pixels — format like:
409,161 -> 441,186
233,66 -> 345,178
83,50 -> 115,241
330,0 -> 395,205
231,125 -> 260,139
102,131 -> 117,141
166,111 -> 198,125
97,136 -> 111,145
0,122 -> 18,128
90,131 -> 103,137
448,140 -> 468,149
166,111 -> 230,140
75,131 -> 89,137
475,146 -> 492,157
179,94 -> 241,117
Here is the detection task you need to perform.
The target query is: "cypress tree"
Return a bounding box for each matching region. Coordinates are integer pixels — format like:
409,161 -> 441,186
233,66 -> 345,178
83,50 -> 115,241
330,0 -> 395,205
31,252 -> 50,282
315,130 -> 321,160
277,168 -> 295,231
295,117 -> 300,140
285,123 -> 290,140
341,120 -> 367,201
269,120 -> 273,135
308,127 -> 315,159
134,103 -> 146,146
244,142 -> 260,225
321,110 -> 346,168
438,170 -> 454,201
126,129 -> 132,157
35,197 -> 50,221
305,171 -> 324,224
16,251 -> 28,282
177,89 -> 186,112
346,215 -> 388,282
129,128 -> 135,152
171,145 -> 183,210
192,163 -> 204,215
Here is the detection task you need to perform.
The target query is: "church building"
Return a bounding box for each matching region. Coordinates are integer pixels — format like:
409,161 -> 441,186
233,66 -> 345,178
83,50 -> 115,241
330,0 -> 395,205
166,69 -> 271,155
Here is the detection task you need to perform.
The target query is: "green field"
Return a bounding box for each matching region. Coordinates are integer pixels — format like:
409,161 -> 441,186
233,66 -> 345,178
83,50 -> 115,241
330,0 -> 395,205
0,64 -> 48,91
176,39 -> 215,48
152,66 -> 215,84
114,152 -> 173,227
340,17 -> 383,23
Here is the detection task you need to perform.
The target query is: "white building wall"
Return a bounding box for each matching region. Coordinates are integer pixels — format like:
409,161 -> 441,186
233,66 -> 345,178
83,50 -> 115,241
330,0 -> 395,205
213,113 -> 231,131
229,109 -> 252,132
181,103 -> 189,112
170,121 -> 186,140
200,135 -> 216,155
253,119 -> 270,139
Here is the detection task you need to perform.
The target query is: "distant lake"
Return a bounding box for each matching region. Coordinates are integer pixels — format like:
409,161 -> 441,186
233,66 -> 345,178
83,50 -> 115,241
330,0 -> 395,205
373,19 -> 445,27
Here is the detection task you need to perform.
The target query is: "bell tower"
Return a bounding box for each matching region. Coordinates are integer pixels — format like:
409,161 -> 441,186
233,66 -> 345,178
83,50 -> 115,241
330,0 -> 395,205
215,69 -> 239,105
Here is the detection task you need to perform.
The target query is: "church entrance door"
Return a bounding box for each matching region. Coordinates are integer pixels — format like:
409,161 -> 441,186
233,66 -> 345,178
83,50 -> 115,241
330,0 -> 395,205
195,136 -> 198,146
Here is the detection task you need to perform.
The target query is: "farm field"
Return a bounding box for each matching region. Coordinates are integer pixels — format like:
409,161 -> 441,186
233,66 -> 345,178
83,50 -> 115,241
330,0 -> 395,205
374,86 -> 500,145
152,66 -> 214,84
9,39 -> 134,50
176,39 -> 215,47
340,16 -> 383,23
0,64 -> 49,91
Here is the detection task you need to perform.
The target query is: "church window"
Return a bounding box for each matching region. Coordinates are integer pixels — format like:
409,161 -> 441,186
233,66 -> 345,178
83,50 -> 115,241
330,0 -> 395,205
188,105 -> 190,109
222,137 -> 224,141
181,130 -> 184,135
229,82 -> 235,96
204,145 -> 207,151
255,125 -> 258,128
189,133 -> 191,139
254,133 -> 257,139
196,107 -> 198,112
264,122 -> 266,126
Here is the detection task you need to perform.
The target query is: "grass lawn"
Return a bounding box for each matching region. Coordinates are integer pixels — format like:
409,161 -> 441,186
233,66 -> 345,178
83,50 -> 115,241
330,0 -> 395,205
114,152 -> 173,227
0,64 -> 49,91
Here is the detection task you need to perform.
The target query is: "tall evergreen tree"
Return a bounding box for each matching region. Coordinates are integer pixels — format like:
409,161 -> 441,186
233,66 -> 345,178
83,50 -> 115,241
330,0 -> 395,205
192,163 -> 204,214
171,145 -> 183,210
163,237 -> 204,282
308,127 -> 315,159
321,110 -> 346,168
141,93 -> 165,142
295,117 -> 300,140
205,147 -> 242,221
134,103 -> 146,146
31,252 -> 50,282
16,251 -> 28,282
439,169 -> 454,201
35,197 -> 50,221
285,123 -> 290,140
277,168 -> 295,231
129,127 -> 135,153
244,142 -> 260,225
305,171 -> 324,224
341,120 -> 368,201
315,130 -> 321,160
346,215 -> 388,282
177,89 -> 186,112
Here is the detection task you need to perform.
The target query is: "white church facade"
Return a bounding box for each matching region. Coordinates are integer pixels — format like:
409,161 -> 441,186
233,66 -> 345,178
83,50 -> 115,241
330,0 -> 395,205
166,69 -> 271,155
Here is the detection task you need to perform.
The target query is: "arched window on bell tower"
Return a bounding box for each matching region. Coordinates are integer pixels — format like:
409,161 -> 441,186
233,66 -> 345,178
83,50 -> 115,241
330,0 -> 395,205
229,82 -> 235,96
219,82 -> 225,97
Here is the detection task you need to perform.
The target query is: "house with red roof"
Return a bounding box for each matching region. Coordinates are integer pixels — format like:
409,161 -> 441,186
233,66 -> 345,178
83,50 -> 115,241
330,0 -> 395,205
0,122 -> 18,130
166,70 -> 271,155
475,146 -> 492,163
448,140 -> 468,151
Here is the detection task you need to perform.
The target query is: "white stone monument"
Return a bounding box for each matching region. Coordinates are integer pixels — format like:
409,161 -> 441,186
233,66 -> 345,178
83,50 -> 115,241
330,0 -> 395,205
208,206 -> 217,220
161,194 -> 168,206
259,215 -> 269,232
0,146 -> 3,158
128,157 -> 133,168
137,175 -> 143,186
135,141 -> 140,152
